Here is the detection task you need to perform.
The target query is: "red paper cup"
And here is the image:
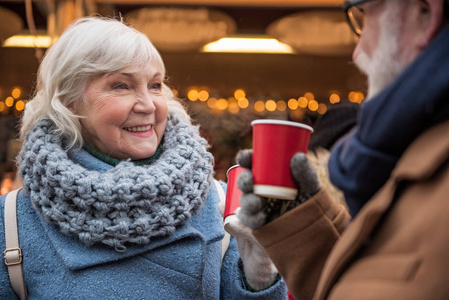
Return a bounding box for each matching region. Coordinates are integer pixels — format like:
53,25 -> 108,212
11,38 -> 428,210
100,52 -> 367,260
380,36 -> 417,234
223,165 -> 245,228
251,119 -> 313,200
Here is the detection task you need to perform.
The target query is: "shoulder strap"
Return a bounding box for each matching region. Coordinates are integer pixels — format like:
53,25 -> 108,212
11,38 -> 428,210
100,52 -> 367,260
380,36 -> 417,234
4,189 -> 27,300
214,180 -> 230,264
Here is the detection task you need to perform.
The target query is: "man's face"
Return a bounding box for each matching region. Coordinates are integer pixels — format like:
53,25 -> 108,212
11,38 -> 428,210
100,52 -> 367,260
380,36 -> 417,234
352,1 -> 418,99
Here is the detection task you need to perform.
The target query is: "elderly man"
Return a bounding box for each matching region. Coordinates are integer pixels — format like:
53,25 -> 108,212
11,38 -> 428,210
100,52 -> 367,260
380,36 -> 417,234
232,0 -> 449,299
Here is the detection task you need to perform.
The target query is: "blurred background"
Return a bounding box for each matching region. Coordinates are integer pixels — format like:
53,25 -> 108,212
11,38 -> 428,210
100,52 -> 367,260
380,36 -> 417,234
0,0 -> 366,193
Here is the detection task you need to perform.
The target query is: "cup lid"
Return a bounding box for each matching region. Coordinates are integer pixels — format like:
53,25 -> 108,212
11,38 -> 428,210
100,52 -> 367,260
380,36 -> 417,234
226,164 -> 241,178
251,119 -> 313,132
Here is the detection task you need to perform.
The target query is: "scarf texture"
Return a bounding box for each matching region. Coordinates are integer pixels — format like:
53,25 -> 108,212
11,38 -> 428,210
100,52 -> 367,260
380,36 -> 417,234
19,114 -> 214,251
328,26 -> 449,217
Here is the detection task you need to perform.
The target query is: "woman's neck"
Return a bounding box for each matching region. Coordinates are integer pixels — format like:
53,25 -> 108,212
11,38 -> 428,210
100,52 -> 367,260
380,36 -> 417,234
82,142 -> 163,166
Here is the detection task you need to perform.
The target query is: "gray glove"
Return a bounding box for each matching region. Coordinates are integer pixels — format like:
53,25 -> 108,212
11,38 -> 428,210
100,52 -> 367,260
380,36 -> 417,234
236,149 -> 321,229
225,216 -> 278,291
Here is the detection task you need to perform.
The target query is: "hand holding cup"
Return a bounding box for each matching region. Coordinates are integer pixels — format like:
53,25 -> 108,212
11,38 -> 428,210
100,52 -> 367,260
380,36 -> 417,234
236,119 -> 321,229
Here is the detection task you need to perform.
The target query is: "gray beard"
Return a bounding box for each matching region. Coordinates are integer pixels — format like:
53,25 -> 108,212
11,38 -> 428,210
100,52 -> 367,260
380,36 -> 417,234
354,3 -> 412,100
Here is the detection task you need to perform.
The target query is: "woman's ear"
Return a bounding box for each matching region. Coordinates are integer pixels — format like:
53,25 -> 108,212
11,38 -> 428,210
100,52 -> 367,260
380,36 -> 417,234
67,102 -> 77,114
417,0 -> 446,48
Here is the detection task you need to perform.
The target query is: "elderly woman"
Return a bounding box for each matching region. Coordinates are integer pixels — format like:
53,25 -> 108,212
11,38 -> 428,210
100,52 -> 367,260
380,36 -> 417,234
0,17 -> 287,299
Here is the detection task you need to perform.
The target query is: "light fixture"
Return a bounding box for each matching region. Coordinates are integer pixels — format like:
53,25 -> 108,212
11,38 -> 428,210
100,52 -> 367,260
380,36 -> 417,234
202,35 -> 294,54
3,34 -> 54,48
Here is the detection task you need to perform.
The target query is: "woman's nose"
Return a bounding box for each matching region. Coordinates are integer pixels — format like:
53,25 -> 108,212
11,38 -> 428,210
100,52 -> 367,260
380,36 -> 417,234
134,90 -> 156,113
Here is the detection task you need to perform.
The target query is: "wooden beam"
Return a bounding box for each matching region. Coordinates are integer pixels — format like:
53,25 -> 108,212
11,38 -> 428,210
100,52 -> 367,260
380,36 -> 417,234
93,0 -> 343,7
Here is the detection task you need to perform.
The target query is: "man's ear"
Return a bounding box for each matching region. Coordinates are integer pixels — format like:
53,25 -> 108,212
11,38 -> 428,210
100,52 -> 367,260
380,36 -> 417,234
417,0 -> 446,48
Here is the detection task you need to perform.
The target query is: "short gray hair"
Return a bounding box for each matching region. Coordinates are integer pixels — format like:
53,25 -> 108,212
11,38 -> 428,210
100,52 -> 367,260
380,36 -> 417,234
21,17 -> 190,148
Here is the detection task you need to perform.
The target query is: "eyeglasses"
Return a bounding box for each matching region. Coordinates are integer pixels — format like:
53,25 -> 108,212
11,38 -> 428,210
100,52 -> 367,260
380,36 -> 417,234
344,0 -> 376,36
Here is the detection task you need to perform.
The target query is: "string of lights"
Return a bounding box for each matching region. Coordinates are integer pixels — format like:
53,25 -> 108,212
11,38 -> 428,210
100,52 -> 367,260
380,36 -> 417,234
184,88 -> 365,115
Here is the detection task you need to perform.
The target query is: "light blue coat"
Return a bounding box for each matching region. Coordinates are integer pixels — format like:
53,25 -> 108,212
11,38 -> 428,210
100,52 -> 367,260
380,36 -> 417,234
0,150 -> 287,299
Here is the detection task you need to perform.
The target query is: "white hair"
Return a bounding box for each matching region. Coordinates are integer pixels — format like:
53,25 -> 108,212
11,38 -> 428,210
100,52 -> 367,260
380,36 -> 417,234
21,17 -> 190,148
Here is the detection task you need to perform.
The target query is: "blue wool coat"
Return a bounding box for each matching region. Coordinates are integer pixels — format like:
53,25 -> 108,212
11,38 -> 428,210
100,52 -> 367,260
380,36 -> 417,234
0,150 -> 287,299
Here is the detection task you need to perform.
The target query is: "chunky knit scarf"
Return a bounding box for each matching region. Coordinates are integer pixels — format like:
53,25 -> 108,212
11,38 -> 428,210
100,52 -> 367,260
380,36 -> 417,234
18,114 -> 214,251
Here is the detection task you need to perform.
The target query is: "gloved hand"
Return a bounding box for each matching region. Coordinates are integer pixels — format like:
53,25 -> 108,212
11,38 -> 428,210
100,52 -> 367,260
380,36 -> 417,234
225,215 -> 278,291
236,149 -> 321,229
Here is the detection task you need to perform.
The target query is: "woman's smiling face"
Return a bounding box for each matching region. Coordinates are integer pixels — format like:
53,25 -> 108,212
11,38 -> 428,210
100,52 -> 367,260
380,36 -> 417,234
75,64 -> 168,160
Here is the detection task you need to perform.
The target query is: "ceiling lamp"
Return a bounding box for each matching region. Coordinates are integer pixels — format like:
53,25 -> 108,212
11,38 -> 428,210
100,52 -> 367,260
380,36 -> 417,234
202,36 -> 294,54
267,10 -> 358,57
126,7 -> 236,52
3,33 -> 53,48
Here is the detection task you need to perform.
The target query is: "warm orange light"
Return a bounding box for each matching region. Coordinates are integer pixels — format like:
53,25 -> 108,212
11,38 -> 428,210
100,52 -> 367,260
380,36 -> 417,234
356,92 -> 365,103
348,91 -> 357,102
298,97 -> 308,108
349,91 -> 364,103
234,89 -> 246,100
318,103 -> 328,115
308,100 -> 319,111
238,98 -> 249,109
15,100 -> 25,111
277,100 -> 287,112
288,98 -> 298,110
188,89 -> 199,101
216,98 -> 228,110
266,100 -> 277,112
229,102 -> 240,114
11,87 -> 21,99
198,90 -> 209,101
0,178 -> 13,195
329,93 -> 341,104
5,97 -> 14,107
207,97 -> 217,108
304,92 -> 314,100
254,100 -> 265,112
0,102 -> 5,112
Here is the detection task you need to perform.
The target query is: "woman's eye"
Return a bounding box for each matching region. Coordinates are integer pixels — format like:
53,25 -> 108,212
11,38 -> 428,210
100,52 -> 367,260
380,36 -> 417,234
150,83 -> 162,90
113,83 -> 128,90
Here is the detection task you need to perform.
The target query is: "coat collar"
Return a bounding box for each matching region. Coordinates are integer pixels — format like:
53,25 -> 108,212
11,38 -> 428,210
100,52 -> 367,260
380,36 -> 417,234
38,180 -> 224,271
40,214 -> 205,270
316,120 -> 449,300
392,120 -> 449,181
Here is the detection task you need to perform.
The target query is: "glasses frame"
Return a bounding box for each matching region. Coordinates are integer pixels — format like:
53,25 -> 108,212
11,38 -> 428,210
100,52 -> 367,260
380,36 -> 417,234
343,0 -> 375,36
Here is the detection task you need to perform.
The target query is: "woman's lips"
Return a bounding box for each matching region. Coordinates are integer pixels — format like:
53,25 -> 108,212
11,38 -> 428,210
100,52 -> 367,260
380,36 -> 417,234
123,124 -> 153,137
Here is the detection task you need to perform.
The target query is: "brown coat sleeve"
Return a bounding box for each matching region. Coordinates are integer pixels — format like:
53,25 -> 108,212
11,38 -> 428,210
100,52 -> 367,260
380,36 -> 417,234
253,188 -> 350,300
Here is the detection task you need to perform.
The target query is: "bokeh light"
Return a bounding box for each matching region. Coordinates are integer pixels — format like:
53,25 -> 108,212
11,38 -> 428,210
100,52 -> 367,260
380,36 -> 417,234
229,101 -> 240,114
238,98 -> 249,109
308,100 -> 319,111
318,103 -> 327,115
288,98 -> 298,110
304,92 -> 314,100
254,100 -> 265,112
5,97 -> 14,107
216,98 -> 228,110
329,93 -> 341,104
15,100 -> 25,111
265,100 -> 277,112
234,89 -> 246,100
277,100 -> 287,111
11,87 -> 21,99
298,97 -> 308,108
207,97 -> 217,108
198,90 -> 209,101
188,89 -> 199,101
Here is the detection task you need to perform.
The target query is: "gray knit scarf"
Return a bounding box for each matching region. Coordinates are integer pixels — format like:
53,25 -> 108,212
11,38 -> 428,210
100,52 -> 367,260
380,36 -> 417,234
18,114 -> 214,251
